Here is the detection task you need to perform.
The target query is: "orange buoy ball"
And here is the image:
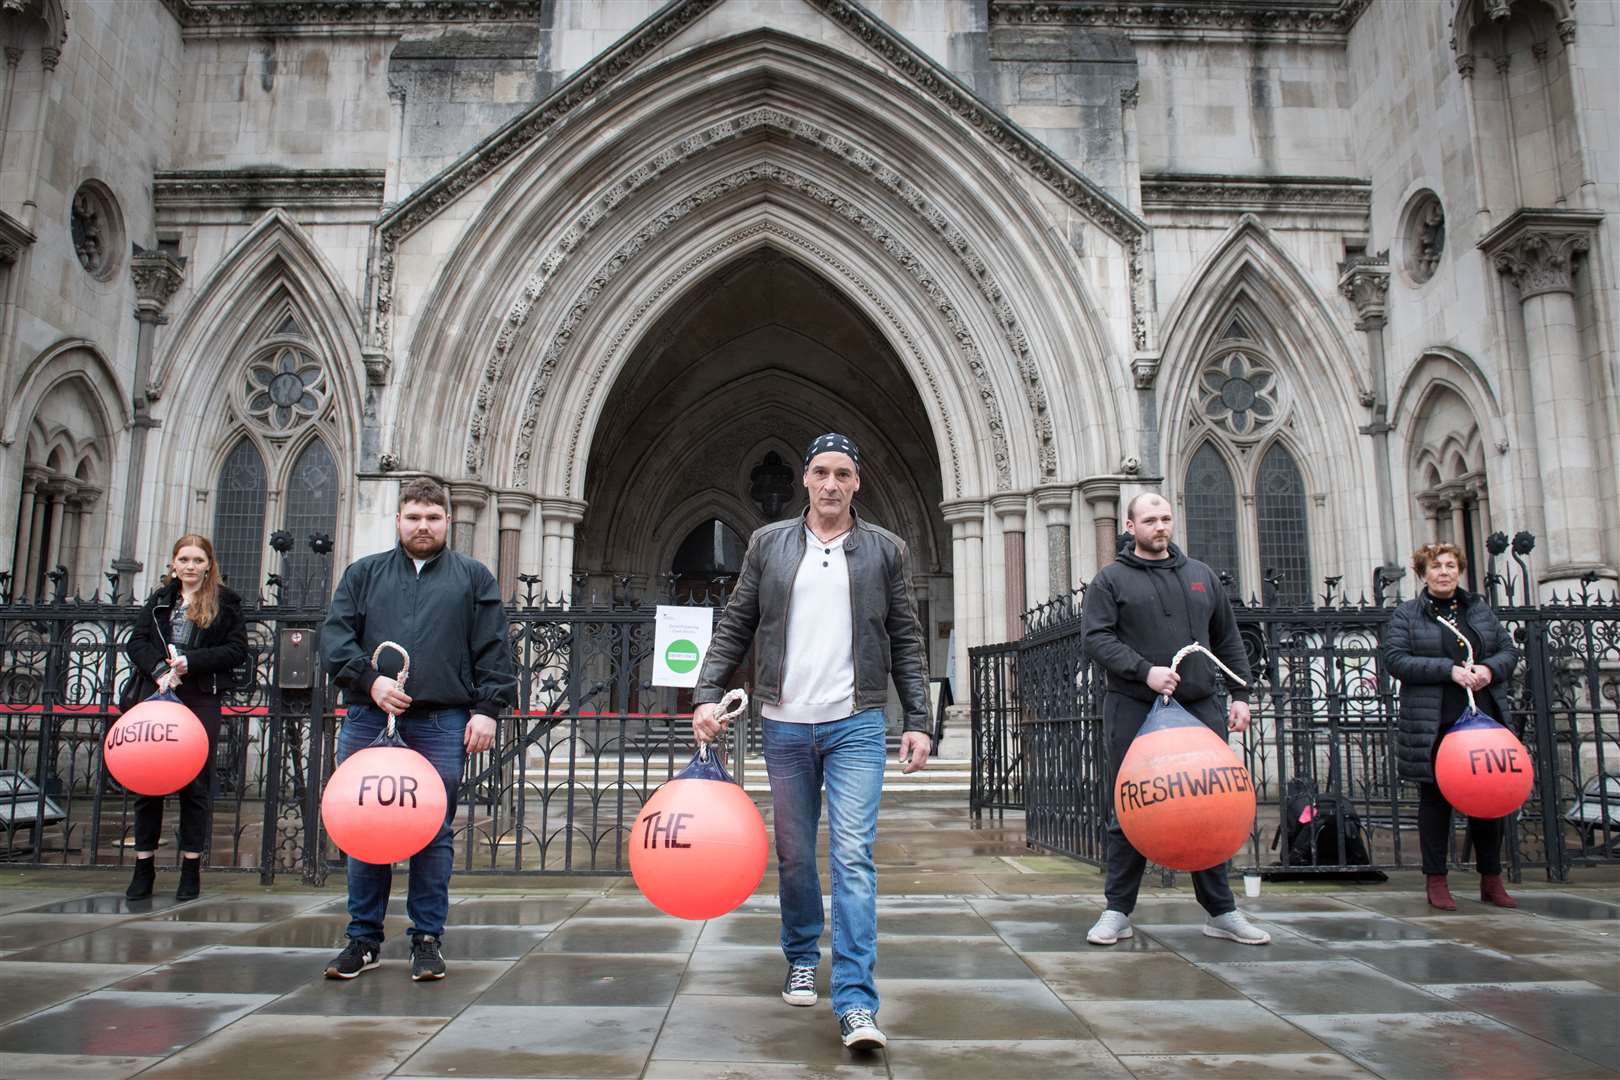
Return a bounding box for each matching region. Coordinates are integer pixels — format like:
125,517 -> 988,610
104,696 -> 209,796
1435,710 -> 1533,819
631,763 -> 768,921
1114,699 -> 1256,871
321,746 -> 448,864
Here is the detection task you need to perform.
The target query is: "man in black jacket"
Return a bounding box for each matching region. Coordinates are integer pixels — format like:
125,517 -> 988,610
691,432 -> 930,1052
319,477 -> 516,982
1080,492 -> 1269,947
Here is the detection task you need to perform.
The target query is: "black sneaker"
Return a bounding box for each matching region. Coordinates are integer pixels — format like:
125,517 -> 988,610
410,934 -> 446,981
782,964 -> 817,1006
324,938 -> 381,980
839,1007 -> 887,1050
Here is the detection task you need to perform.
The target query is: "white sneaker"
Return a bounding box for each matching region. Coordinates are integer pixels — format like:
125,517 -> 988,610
1086,910 -> 1134,945
782,964 -> 817,1006
839,1008 -> 886,1050
1204,909 -> 1272,945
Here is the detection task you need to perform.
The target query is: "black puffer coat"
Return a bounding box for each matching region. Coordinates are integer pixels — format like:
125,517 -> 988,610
1382,589 -> 1519,783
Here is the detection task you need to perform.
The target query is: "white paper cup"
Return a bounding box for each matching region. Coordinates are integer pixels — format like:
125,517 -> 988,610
1243,874 -> 1262,898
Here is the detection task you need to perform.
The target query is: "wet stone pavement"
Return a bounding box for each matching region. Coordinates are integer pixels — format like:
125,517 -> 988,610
0,800 -> 1615,1079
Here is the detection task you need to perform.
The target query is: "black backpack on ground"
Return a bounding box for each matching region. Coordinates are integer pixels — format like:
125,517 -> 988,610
1272,776 -> 1373,867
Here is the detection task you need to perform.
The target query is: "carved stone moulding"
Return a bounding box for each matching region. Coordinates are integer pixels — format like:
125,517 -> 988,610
989,0 -> 1372,44
1141,173 -> 1373,218
1477,208 -> 1603,302
169,0 -> 545,37
0,208 -> 36,265
153,169 -> 387,210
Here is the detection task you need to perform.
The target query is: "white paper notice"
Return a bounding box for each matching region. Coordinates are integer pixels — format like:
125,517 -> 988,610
652,605 -> 714,687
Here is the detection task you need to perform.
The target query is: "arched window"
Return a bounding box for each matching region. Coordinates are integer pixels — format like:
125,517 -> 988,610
1184,443 -> 1241,594
283,439 -> 339,605
1256,443 -> 1311,604
1177,310 -> 1318,604
212,438 -> 267,595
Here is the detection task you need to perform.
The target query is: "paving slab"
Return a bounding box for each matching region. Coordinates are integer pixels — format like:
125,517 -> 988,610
652,995 -> 885,1069
0,1051 -> 161,1078
452,897 -> 588,927
380,925 -> 547,960
21,893 -> 187,916
138,897 -> 329,923
227,914 -> 406,949
1411,913 -> 1614,954
872,935 -> 1036,979
260,959 -> 512,1016
0,962 -> 148,1025
1337,940 -> 1568,984
111,946 -> 331,995
1259,912 -> 1443,942
479,952 -> 685,1006
0,989 -> 272,1057
642,1063 -> 883,1079
1509,892 -> 1619,920
1117,1051 -> 1377,1078
877,978 -> 1091,1040
1518,951 -> 1620,992
1025,951 -> 1244,1001
401,1004 -> 666,1077
1427,980 -> 1620,1072
1136,922 -> 1328,963
538,917 -> 701,954
1289,1010 -> 1613,1079
0,914 -> 127,951
1067,999 -> 1331,1055
4,922 -> 259,965
1201,959 -> 1455,1014
133,1014 -> 445,1079
885,1038 -> 1132,1078
677,946 -> 819,997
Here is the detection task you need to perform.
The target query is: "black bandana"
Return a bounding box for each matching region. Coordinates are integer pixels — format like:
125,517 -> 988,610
803,432 -> 861,471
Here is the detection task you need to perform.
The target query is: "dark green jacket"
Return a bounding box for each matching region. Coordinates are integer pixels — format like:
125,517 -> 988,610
693,510 -> 931,733
321,543 -> 516,718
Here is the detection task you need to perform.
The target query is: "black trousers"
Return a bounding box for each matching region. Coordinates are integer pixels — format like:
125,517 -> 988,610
1103,693 -> 1236,917
131,689 -> 220,854
1417,783 -> 1504,876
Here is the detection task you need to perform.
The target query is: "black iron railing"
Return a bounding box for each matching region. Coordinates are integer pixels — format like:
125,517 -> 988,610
973,553 -> 1620,883
0,562 -> 742,883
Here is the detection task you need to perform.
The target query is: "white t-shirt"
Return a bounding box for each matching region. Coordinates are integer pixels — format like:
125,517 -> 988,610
762,527 -> 856,724
413,557 -> 426,574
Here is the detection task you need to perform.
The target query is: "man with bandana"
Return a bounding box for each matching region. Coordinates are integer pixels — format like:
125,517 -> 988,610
693,432 -> 932,1051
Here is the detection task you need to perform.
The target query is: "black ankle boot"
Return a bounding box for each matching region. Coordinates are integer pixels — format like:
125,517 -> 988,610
176,858 -> 201,901
125,858 -> 156,900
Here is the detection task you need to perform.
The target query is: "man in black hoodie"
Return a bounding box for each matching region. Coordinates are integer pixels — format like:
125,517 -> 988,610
1080,492 -> 1269,947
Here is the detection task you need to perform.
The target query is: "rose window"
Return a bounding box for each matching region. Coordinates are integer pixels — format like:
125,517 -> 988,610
245,347 -> 327,433
1200,352 -> 1278,436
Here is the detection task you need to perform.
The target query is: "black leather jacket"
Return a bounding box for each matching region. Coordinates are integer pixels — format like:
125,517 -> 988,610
694,510 -> 931,733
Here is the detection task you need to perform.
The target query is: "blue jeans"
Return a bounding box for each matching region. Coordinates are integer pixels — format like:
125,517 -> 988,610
335,705 -> 466,943
763,708 -> 886,1016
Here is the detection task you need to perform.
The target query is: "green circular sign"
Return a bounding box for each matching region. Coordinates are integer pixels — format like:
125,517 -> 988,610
665,639 -> 700,674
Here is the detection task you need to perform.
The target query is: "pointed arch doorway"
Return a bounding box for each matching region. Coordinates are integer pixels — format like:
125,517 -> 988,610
573,247 -> 952,713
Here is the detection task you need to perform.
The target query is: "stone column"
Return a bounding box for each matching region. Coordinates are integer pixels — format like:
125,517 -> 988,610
1448,493 -> 1468,549
1033,485 -> 1073,598
1081,479 -> 1121,573
18,47 -> 59,231
495,492 -> 534,601
448,483 -> 488,555
1482,211 -> 1605,583
11,469 -> 39,589
541,498 -> 587,604
1338,259 -> 1400,577
941,499 -> 986,676
1417,494 -> 1442,543
42,485 -> 66,583
21,477 -> 47,596
118,249 -> 185,598
990,494 -> 1027,639
1120,84 -> 1142,214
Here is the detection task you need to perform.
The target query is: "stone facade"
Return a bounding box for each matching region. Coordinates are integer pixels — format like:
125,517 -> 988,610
2,0 -> 1616,680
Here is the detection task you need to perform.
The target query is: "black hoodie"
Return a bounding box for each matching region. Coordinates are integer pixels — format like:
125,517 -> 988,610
1081,543 -> 1251,704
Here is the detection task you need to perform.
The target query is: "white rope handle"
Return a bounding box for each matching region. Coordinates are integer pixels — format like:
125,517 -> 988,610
696,688 -> 749,759
1433,615 -> 1478,712
1165,643 -> 1248,703
371,641 -> 411,738
156,644 -> 183,693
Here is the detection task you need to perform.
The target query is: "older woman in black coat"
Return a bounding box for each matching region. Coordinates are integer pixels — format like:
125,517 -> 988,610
1381,542 -> 1520,910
